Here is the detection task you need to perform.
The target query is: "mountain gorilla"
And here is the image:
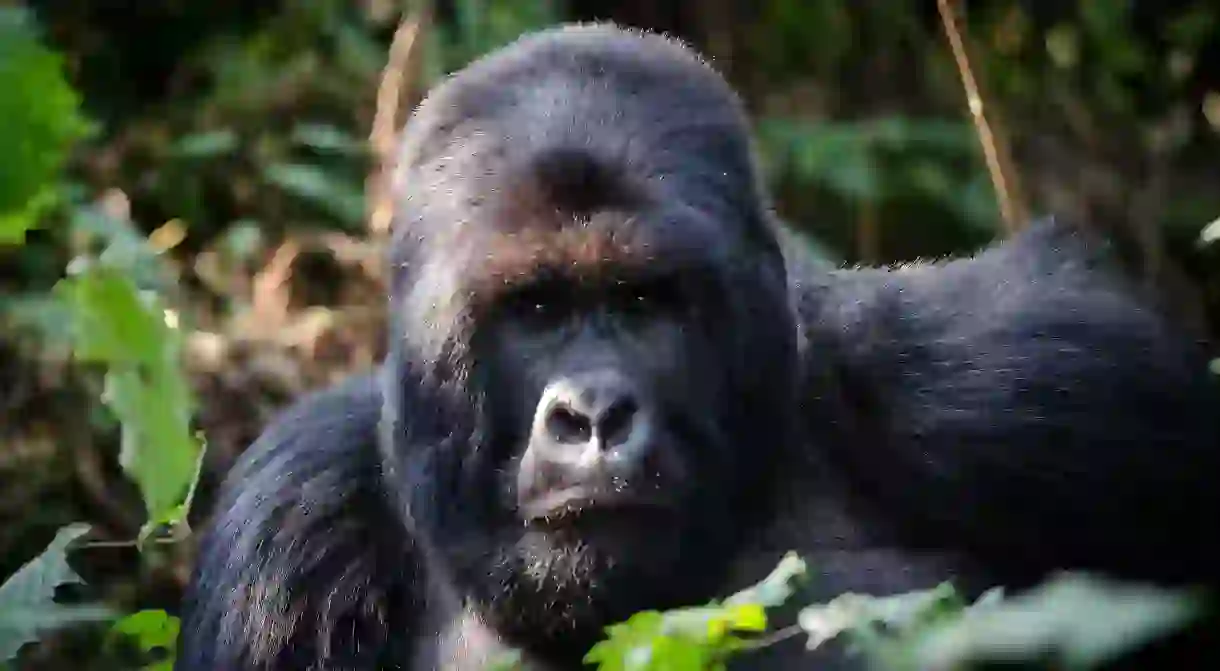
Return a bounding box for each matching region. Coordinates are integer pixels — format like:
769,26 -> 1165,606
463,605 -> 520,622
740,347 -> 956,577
176,23 -> 1220,670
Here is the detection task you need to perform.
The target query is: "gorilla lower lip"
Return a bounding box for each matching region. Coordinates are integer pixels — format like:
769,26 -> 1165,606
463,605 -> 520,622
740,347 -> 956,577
522,491 -> 669,528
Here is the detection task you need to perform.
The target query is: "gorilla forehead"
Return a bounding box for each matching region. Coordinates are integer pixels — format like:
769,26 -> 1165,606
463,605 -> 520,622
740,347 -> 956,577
396,23 -> 752,167
388,23 -> 769,253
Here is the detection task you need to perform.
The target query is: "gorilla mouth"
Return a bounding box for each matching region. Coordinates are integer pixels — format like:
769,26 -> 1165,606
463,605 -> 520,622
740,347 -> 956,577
521,489 -> 673,530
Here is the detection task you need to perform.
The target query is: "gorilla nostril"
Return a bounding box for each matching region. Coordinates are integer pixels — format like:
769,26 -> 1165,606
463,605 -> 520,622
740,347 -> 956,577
546,404 -> 592,444
597,397 -> 639,447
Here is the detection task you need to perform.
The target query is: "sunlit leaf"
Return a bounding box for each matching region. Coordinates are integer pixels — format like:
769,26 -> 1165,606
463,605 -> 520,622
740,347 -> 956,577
0,7 -> 91,243
54,268 -> 202,526
110,609 -> 179,658
1198,216 -> 1220,246
797,582 -> 963,652
725,552 -> 807,609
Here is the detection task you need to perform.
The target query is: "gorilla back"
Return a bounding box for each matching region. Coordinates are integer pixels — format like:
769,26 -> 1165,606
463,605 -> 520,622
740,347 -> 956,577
177,23 -> 1220,670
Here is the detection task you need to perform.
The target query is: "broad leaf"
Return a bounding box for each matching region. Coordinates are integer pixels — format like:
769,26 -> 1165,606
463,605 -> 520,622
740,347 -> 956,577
55,268 -> 202,527
906,573 -> 1205,670
0,7 -> 90,244
0,524 -> 113,662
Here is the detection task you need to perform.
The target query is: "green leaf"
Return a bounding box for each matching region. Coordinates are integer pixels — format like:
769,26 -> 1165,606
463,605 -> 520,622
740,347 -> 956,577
110,609 -> 179,656
103,365 -> 201,525
171,129 -> 239,159
585,555 -> 806,669
0,524 -> 114,662
55,269 -> 166,366
69,204 -> 170,291
905,573 -> 1206,670
54,268 -> 202,525
725,552 -> 807,609
1197,216 -> 1220,246
586,610 -> 666,668
785,124 -> 879,202
0,185 -> 60,246
139,433 -> 207,544
797,581 -> 964,652
0,7 -> 91,243
262,162 -> 366,226
291,123 -> 368,156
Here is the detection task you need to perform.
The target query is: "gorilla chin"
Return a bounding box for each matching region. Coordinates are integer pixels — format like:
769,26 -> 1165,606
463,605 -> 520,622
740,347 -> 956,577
488,511 -> 739,654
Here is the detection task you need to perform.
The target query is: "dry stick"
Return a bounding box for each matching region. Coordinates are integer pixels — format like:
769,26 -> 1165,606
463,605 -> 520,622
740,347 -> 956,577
936,0 -> 1027,235
367,10 -> 428,238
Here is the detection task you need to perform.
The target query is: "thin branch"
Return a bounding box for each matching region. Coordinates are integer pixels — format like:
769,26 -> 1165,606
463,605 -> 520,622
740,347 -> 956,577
936,0 -> 1027,235
734,623 -> 806,653
367,6 -> 429,237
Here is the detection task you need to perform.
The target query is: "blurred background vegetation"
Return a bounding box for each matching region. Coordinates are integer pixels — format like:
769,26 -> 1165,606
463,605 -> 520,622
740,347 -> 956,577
2,0 -> 1219,668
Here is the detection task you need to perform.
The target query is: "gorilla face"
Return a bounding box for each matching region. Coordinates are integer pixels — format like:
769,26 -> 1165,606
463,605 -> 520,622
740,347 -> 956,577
474,231 -> 742,601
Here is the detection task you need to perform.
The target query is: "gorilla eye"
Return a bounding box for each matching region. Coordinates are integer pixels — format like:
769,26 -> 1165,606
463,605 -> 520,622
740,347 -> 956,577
518,299 -> 560,325
501,282 -> 572,329
616,280 -> 686,317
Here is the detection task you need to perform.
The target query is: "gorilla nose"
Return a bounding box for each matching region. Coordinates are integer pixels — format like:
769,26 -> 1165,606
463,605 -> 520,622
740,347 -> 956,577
536,372 -> 647,453
520,372 -> 661,520
545,396 -> 640,447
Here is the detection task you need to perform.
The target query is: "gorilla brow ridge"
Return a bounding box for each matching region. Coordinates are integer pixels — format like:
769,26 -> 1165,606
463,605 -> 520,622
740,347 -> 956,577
464,224 -> 668,309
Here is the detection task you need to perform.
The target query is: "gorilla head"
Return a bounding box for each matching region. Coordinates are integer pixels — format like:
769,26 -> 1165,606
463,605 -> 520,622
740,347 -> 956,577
379,24 -> 798,658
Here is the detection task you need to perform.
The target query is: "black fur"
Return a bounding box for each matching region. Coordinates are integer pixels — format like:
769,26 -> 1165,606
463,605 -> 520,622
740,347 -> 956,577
177,23 -> 1220,670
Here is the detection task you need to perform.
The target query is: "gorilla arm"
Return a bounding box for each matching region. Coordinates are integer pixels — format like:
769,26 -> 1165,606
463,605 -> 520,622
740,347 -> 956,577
787,217 -> 1220,587
176,373 -> 420,670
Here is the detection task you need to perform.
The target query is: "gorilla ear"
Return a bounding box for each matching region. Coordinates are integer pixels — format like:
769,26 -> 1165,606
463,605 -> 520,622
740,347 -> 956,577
530,146 -> 634,216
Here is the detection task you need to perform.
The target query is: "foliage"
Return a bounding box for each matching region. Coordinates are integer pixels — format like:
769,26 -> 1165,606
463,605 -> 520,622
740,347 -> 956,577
578,554 -> 806,670
0,11 -> 198,667
0,7 -> 90,244
556,559 -> 1204,671
423,0 -> 559,79
55,263 -> 204,538
107,610 -> 181,671
757,117 -> 1001,231
0,226 -> 197,666
0,525 -> 112,665
0,215 -> 197,666
894,574 -> 1206,670
0,199 -> 200,666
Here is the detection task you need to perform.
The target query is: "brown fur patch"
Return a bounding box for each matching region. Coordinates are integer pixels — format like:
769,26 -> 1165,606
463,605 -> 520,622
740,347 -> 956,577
466,220 -> 661,306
